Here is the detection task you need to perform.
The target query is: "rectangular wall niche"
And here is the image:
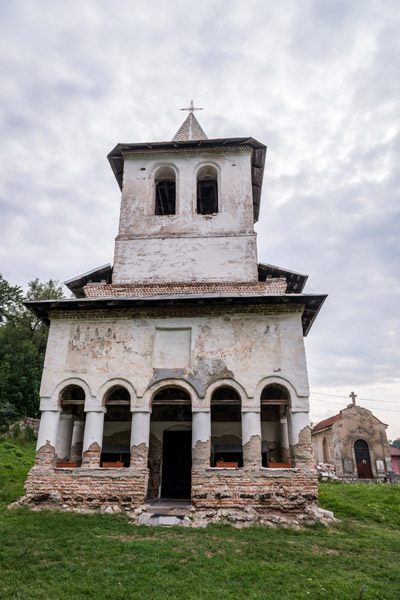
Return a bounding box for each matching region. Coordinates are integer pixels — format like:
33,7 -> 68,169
153,328 -> 191,369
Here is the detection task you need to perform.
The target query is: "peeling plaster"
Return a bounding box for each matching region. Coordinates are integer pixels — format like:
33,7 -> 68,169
192,439 -> 210,468
243,434 -> 262,466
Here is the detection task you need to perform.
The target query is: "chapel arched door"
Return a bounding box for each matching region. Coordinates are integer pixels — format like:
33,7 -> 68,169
354,439 -> 372,479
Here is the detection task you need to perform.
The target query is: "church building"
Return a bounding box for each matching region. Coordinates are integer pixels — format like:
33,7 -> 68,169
312,394 -> 394,481
23,107 -> 327,525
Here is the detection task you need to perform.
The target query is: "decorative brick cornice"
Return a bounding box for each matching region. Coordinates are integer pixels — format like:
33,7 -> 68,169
83,280 -> 287,299
49,304 -> 304,321
121,146 -> 252,160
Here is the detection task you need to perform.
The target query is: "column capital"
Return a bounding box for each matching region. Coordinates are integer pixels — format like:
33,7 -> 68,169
192,407 -> 210,413
39,399 -> 60,412
84,406 -> 106,414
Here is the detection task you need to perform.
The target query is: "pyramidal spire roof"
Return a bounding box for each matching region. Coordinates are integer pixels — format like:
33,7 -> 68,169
172,111 -> 208,142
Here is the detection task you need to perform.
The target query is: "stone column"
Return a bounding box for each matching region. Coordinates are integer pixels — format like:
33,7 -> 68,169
280,410 -> 290,463
55,414 -> 74,461
192,410 -> 211,468
70,420 -> 85,462
242,410 -> 262,467
35,409 -> 60,466
81,409 -> 105,467
130,411 -> 151,469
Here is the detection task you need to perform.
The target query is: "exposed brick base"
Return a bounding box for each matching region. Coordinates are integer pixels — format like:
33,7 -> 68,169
192,466 -> 318,514
20,463 -> 318,525
23,466 -> 149,510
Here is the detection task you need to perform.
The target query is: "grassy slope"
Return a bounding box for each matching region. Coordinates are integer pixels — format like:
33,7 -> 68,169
0,438 -> 399,600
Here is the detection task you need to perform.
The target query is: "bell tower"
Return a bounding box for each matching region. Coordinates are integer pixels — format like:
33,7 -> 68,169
107,106 -> 266,284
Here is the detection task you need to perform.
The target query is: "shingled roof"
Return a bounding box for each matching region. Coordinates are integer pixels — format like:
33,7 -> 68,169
312,414 -> 340,432
172,112 -> 208,141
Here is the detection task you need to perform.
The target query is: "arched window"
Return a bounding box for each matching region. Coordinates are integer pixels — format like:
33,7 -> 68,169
155,166 -> 176,215
210,386 -> 242,467
60,384 -> 85,403
101,386 -> 131,467
322,437 -> 329,463
197,165 -> 218,214
260,384 -> 290,467
56,385 -> 86,465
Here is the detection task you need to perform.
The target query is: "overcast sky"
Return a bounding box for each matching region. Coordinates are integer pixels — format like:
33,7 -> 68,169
1,0 -> 399,439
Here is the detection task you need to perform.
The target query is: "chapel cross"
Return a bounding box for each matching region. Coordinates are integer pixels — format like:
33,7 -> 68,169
349,391 -> 357,406
180,100 -> 204,113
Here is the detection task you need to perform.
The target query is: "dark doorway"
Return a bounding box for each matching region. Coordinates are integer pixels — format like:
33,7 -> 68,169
354,439 -> 373,479
161,430 -> 192,499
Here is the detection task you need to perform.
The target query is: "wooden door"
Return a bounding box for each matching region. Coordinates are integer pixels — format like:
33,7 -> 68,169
354,439 -> 373,479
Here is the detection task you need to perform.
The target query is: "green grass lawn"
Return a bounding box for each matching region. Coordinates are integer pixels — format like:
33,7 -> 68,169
0,436 -> 399,600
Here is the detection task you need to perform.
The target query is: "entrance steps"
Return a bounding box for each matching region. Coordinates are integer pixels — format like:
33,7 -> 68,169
138,500 -> 193,526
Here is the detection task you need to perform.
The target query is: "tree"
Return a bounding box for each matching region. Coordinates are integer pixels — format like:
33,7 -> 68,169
24,278 -> 65,334
392,438 -> 400,450
0,274 -> 65,430
0,275 -> 24,325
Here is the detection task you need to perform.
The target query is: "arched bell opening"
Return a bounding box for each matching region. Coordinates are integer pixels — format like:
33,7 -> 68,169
210,386 -> 242,467
147,386 -> 192,500
260,384 -> 290,467
154,166 -> 176,215
101,386 -> 131,467
197,165 -> 218,214
56,385 -> 86,465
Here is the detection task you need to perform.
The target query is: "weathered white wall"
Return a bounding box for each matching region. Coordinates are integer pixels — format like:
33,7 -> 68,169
39,308 -> 310,412
112,150 -> 258,283
113,235 -> 258,283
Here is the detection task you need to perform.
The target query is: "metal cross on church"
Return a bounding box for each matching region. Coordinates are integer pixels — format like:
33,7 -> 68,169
180,100 -> 204,113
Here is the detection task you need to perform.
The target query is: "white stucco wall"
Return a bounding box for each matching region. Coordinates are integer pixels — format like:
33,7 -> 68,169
112,149 -> 258,283
39,307 -> 310,414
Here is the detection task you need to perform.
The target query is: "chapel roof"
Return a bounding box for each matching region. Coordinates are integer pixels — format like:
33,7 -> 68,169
172,112 -> 208,141
390,446 -> 400,456
312,414 -> 340,432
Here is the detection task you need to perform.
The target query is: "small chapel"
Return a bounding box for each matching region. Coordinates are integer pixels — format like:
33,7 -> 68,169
22,106 -> 327,525
312,393 -> 394,481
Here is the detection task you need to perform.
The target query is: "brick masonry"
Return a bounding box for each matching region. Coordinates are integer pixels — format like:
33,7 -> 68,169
24,466 -> 149,510
83,279 -> 288,298
22,463 -> 317,521
192,464 -> 318,513
49,303 -> 303,322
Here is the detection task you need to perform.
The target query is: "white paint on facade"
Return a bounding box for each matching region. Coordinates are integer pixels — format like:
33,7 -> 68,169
112,150 -> 258,284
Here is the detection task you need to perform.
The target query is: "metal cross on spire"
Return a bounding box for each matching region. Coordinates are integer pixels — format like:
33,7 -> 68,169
180,100 -> 204,113
349,391 -> 357,406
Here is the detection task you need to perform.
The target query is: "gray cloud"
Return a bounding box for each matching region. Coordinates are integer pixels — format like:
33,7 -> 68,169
0,0 -> 399,437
